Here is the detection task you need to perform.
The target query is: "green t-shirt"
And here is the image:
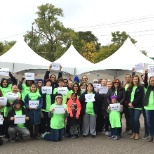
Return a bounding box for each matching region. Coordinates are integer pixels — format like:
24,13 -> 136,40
22,84 -> 30,101
15,110 -> 25,128
42,94 -> 51,112
114,90 -> 117,95
50,104 -> 67,129
28,91 -> 41,100
131,86 -> 142,110
144,91 -> 154,110
0,85 -> 12,112
109,110 -> 121,128
53,88 -> 69,104
4,92 -> 21,117
125,83 -> 129,91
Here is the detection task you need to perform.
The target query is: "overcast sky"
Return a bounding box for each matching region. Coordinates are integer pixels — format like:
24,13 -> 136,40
0,0 -> 154,57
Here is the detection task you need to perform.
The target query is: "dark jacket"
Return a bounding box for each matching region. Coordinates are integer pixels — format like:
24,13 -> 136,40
7,108 -> 29,128
24,94 -> 43,125
107,87 -> 126,105
79,92 -> 100,115
126,85 -> 144,108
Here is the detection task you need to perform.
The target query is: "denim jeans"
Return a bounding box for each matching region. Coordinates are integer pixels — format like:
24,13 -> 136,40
111,128 -> 121,136
143,109 -> 149,136
145,110 -> 154,137
44,128 -> 64,142
128,108 -> 141,134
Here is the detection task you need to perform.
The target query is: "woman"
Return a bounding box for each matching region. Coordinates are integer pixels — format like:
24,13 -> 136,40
79,83 -> 99,138
126,75 -> 144,140
143,73 -> 154,142
80,82 -> 87,94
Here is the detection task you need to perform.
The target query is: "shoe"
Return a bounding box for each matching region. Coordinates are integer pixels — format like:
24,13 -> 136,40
92,135 -> 96,138
71,136 -> 76,139
105,131 -> 110,136
113,136 -> 119,140
142,134 -> 150,139
147,136 -> 153,142
134,133 -> 139,140
130,133 -> 135,139
10,138 -> 16,143
108,135 -> 115,138
0,138 -> 3,146
75,134 -> 79,138
41,132 -> 50,139
83,135 -> 87,138
35,136 -> 40,140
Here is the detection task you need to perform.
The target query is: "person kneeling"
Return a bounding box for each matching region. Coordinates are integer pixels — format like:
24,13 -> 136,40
8,100 -> 30,142
43,94 -> 68,142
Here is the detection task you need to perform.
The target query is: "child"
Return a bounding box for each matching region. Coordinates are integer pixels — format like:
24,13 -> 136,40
107,95 -> 123,140
24,83 -> 43,140
43,93 -> 67,142
67,93 -> 81,138
7,99 -> 30,142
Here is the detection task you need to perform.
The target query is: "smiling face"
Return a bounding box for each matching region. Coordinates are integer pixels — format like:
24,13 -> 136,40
149,77 -> 154,86
101,79 -> 107,86
87,84 -> 93,93
125,74 -> 131,83
12,85 -> 18,93
133,77 -> 139,86
30,84 -> 37,92
2,79 -> 8,87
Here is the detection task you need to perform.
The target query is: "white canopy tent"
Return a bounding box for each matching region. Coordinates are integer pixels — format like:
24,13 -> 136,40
0,39 -> 51,72
54,45 -> 95,75
92,38 -> 154,73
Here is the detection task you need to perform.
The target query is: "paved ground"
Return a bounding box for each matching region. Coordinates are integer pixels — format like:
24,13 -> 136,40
1,114 -> 154,154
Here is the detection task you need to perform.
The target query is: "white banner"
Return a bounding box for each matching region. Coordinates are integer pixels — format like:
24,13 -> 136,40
148,65 -> 154,73
110,103 -> 121,111
7,92 -> 18,101
85,94 -> 95,102
29,100 -> 39,109
54,105 -> 65,114
14,115 -> 26,124
25,73 -> 35,80
0,115 -> 3,125
0,97 -> 7,106
93,84 -> 101,92
51,63 -> 60,71
99,86 -> 108,94
0,68 -> 9,76
41,86 -> 52,94
58,87 -> 68,95
134,63 -> 144,72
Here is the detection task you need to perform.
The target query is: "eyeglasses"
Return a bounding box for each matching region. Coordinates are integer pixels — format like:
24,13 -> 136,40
114,82 -> 119,84
83,78 -> 87,80
94,82 -> 98,83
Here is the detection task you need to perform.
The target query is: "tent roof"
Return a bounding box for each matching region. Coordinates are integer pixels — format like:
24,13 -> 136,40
93,38 -> 154,71
54,45 -> 95,75
0,39 -> 51,72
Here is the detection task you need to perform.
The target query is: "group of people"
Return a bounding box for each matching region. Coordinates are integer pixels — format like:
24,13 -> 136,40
0,64 -> 154,146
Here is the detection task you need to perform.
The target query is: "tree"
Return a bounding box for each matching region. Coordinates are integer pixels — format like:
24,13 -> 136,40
140,50 -> 147,56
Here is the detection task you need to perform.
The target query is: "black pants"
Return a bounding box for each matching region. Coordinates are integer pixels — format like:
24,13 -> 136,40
40,111 -> 50,134
104,116 -> 110,131
96,112 -> 103,132
123,106 -> 131,131
29,124 -> 39,138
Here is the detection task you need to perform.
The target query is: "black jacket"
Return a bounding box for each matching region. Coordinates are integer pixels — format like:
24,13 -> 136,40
107,87 -> 126,105
126,85 -> 144,108
7,108 -> 29,128
79,92 -> 100,115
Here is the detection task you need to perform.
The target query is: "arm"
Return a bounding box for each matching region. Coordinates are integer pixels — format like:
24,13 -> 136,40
24,94 -> 29,109
37,97 -> 43,109
57,65 -> 62,79
76,100 -> 82,118
9,72 -> 17,85
144,70 -> 148,88
44,64 -> 52,80
18,76 -> 25,90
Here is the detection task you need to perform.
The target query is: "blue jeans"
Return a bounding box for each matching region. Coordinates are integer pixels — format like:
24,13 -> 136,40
128,108 -> 141,134
111,128 -> 121,136
44,128 -> 64,142
145,110 -> 154,137
143,109 -> 149,136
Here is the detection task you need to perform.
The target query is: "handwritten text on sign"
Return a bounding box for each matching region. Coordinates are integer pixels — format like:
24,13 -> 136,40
0,97 -> 7,106
41,86 -> 52,94
7,92 -> 18,101
14,115 -> 26,124
25,73 -> 35,80
85,94 -> 95,102
109,103 -> 121,111
54,105 -> 65,114
134,63 -> 144,72
29,100 -> 39,109
0,68 -> 9,76
0,115 -> 3,125
51,63 -> 60,71
99,86 -> 108,94
93,84 -> 101,92
58,87 -> 68,95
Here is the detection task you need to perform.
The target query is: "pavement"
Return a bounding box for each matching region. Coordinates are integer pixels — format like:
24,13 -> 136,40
0,114 -> 154,154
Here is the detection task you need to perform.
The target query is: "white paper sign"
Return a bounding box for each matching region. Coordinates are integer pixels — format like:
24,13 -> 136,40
29,100 -> 39,109
0,68 -> 9,76
54,105 -> 65,114
7,92 -> 18,101
41,86 -> 52,94
0,97 -> 7,106
14,115 -> 26,124
99,86 -> 108,94
25,73 -> 35,80
110,103 -> 120,111
0,115 -> 3,125
93,84 -> 101,92
51,63 -> 60,71
58,87 -> 68,95
134,63 -> 144,72
85,94 -> 95,102
148,65 -> 154,73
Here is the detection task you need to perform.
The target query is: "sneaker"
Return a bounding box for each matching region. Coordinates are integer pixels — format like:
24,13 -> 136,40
10,138 -> 16,143
71,136 -> 76,139
92,135 -> 96,138
113,136 -> 119,140
108,135 -> 114,138
35,136 -> 40,140
105,131 -> 110,136
0,138 -> 3,146
75,134 -> 79,138
41,132 -> 50,139
142,134 -> 150,139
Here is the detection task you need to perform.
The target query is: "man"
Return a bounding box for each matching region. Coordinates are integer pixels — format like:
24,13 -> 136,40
81,75 -> 88,84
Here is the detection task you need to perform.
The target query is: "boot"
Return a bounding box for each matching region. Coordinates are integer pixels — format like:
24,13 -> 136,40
134,133 -> 139,140
130,133 -> 135,139
148,136 -> 153,142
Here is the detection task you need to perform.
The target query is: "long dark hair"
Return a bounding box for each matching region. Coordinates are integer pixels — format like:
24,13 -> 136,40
73,82 -> 81,96
128,75 -> 141,91
111,78 -> 122,89
86,83 -> 95,93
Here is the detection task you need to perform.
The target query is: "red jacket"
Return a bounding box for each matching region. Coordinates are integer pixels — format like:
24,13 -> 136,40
67,97 -> 81,118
